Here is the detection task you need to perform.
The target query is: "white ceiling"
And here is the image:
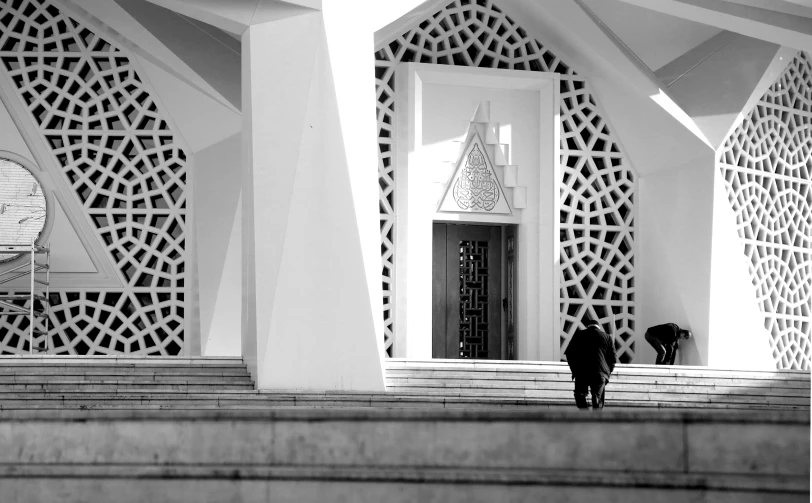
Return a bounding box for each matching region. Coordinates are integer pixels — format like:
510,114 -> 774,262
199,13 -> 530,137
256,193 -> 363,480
724,0 -> 812,19
581,0 -> 725,71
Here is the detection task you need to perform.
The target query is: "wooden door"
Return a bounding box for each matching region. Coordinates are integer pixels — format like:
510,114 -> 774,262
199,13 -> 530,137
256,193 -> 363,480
432,223 -> 501,359
505,225 -> 517,360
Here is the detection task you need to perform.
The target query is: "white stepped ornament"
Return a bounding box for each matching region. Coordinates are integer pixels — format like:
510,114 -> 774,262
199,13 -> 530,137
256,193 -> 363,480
438,131 -> 511,215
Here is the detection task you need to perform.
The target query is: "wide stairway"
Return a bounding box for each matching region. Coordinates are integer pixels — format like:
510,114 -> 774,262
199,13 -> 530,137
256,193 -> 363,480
385,359 -> 811,410
0,356 -> 808,502
0,355 -> 255,410
0,356 -> 808,411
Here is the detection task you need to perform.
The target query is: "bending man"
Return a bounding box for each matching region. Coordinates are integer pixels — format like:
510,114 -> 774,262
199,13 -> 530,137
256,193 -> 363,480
565,318 -> 617,409
645,323 -> 692,365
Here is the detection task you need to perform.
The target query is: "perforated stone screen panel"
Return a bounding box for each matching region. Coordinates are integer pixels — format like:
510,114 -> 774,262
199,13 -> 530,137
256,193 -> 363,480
375,0 -> 637,361
0,0 -> 186,355
719,51 -> 812,370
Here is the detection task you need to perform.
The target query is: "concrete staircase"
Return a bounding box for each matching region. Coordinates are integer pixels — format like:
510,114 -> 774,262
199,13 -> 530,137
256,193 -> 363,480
0,356 -> 255,409
0,356 -> 808,411
385,359 -> 812,411
0,407 -> 807,502
0,356 -> 808,502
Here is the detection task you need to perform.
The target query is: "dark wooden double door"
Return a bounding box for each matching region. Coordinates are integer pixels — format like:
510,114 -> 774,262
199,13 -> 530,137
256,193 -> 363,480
432,223 -> 503,360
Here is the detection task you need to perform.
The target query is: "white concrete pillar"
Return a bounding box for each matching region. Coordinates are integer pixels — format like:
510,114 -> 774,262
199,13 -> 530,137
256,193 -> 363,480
241,5 -> 385,390
707,167 -> 775,370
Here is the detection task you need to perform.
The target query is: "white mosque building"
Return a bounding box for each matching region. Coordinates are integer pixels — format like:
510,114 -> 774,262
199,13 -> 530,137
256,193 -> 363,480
0,0 -> 809,393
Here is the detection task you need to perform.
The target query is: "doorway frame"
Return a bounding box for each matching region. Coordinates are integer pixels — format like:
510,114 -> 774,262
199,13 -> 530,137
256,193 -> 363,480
392,63 -> 561,361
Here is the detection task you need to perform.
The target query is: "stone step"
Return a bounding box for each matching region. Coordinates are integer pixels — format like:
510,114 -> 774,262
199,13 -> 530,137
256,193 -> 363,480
0,363 -> 249,371
386,369 -> 812,386
383,361 -> 811,410
386,367 -> 812,383
0,363 -> 247,371
387,377 -> 810,396
0,408 -> 807,502
2,476 -> 806,503
386,377 -> 810,394
0,357 -> 805,412
0,374 -> 253,383
12,373 -> 803,397
385,359 -> 812,377
0,382 -> 255,392
0,465 -> 805,500
386,390 -> 809,406
0,369 -> 252,378
4,403 -> 804,413
0,357 -> 244,366
2,407 -> 806,469
0,392 -> 805,411
388,357 -> 812,369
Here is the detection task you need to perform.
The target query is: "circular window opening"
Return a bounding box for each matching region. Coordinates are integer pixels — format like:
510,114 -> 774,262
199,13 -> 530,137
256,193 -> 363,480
0,158 -> 46,263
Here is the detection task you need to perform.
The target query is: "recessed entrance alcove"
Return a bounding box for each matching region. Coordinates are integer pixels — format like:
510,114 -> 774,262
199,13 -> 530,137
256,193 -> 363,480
393,64 -> 560,361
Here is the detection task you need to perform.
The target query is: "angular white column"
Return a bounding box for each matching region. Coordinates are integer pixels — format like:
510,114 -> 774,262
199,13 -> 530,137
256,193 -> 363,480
241,6 -> 384,390
707,167 -> 775,370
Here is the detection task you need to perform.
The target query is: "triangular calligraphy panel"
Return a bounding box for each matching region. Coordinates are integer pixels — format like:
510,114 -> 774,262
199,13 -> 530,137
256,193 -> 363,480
438,131 -> 511,215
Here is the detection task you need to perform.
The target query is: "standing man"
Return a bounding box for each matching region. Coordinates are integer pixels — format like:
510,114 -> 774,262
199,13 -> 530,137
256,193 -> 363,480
645,323 -> 692,365
564,318 -> 617,410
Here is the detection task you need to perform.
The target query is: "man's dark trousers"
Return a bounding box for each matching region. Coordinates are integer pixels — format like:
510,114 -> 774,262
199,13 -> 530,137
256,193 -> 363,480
574,375 -> 607,409
645,331 -> 676,365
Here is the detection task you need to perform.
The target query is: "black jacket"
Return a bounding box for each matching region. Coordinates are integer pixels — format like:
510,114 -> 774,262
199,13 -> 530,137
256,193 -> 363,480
565,325 -> 617,381
647,323 -> 681,346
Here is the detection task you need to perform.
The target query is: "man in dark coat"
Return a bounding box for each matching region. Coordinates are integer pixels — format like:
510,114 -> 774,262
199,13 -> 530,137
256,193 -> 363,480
564,318 -> 617,409
645,323 -> 692,365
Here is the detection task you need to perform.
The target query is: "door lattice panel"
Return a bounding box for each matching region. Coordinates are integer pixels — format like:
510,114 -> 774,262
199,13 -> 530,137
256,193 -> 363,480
0,0 -> 186,355
375,0 -> 637,361
458,240 -> 489,359
718,51 -> 812,370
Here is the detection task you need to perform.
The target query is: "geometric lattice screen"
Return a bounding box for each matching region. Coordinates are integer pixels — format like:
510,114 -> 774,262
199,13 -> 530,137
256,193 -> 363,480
718,51 -> 811,370
374,0 -> 637,361
559,78 -> 636,363
0,0 -> 186,355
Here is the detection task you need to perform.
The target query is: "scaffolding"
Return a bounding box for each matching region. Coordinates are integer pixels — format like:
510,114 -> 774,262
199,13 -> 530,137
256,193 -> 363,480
0,242 -> 51,354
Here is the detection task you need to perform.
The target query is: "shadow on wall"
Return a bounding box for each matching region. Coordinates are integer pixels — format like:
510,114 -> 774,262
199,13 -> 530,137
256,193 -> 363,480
115,0 -> 241,109
677,338 -> 701,367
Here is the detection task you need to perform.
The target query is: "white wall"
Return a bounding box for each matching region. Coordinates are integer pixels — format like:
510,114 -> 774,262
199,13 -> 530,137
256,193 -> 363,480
192,133 -> 242,356
639,156 -> 714,366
